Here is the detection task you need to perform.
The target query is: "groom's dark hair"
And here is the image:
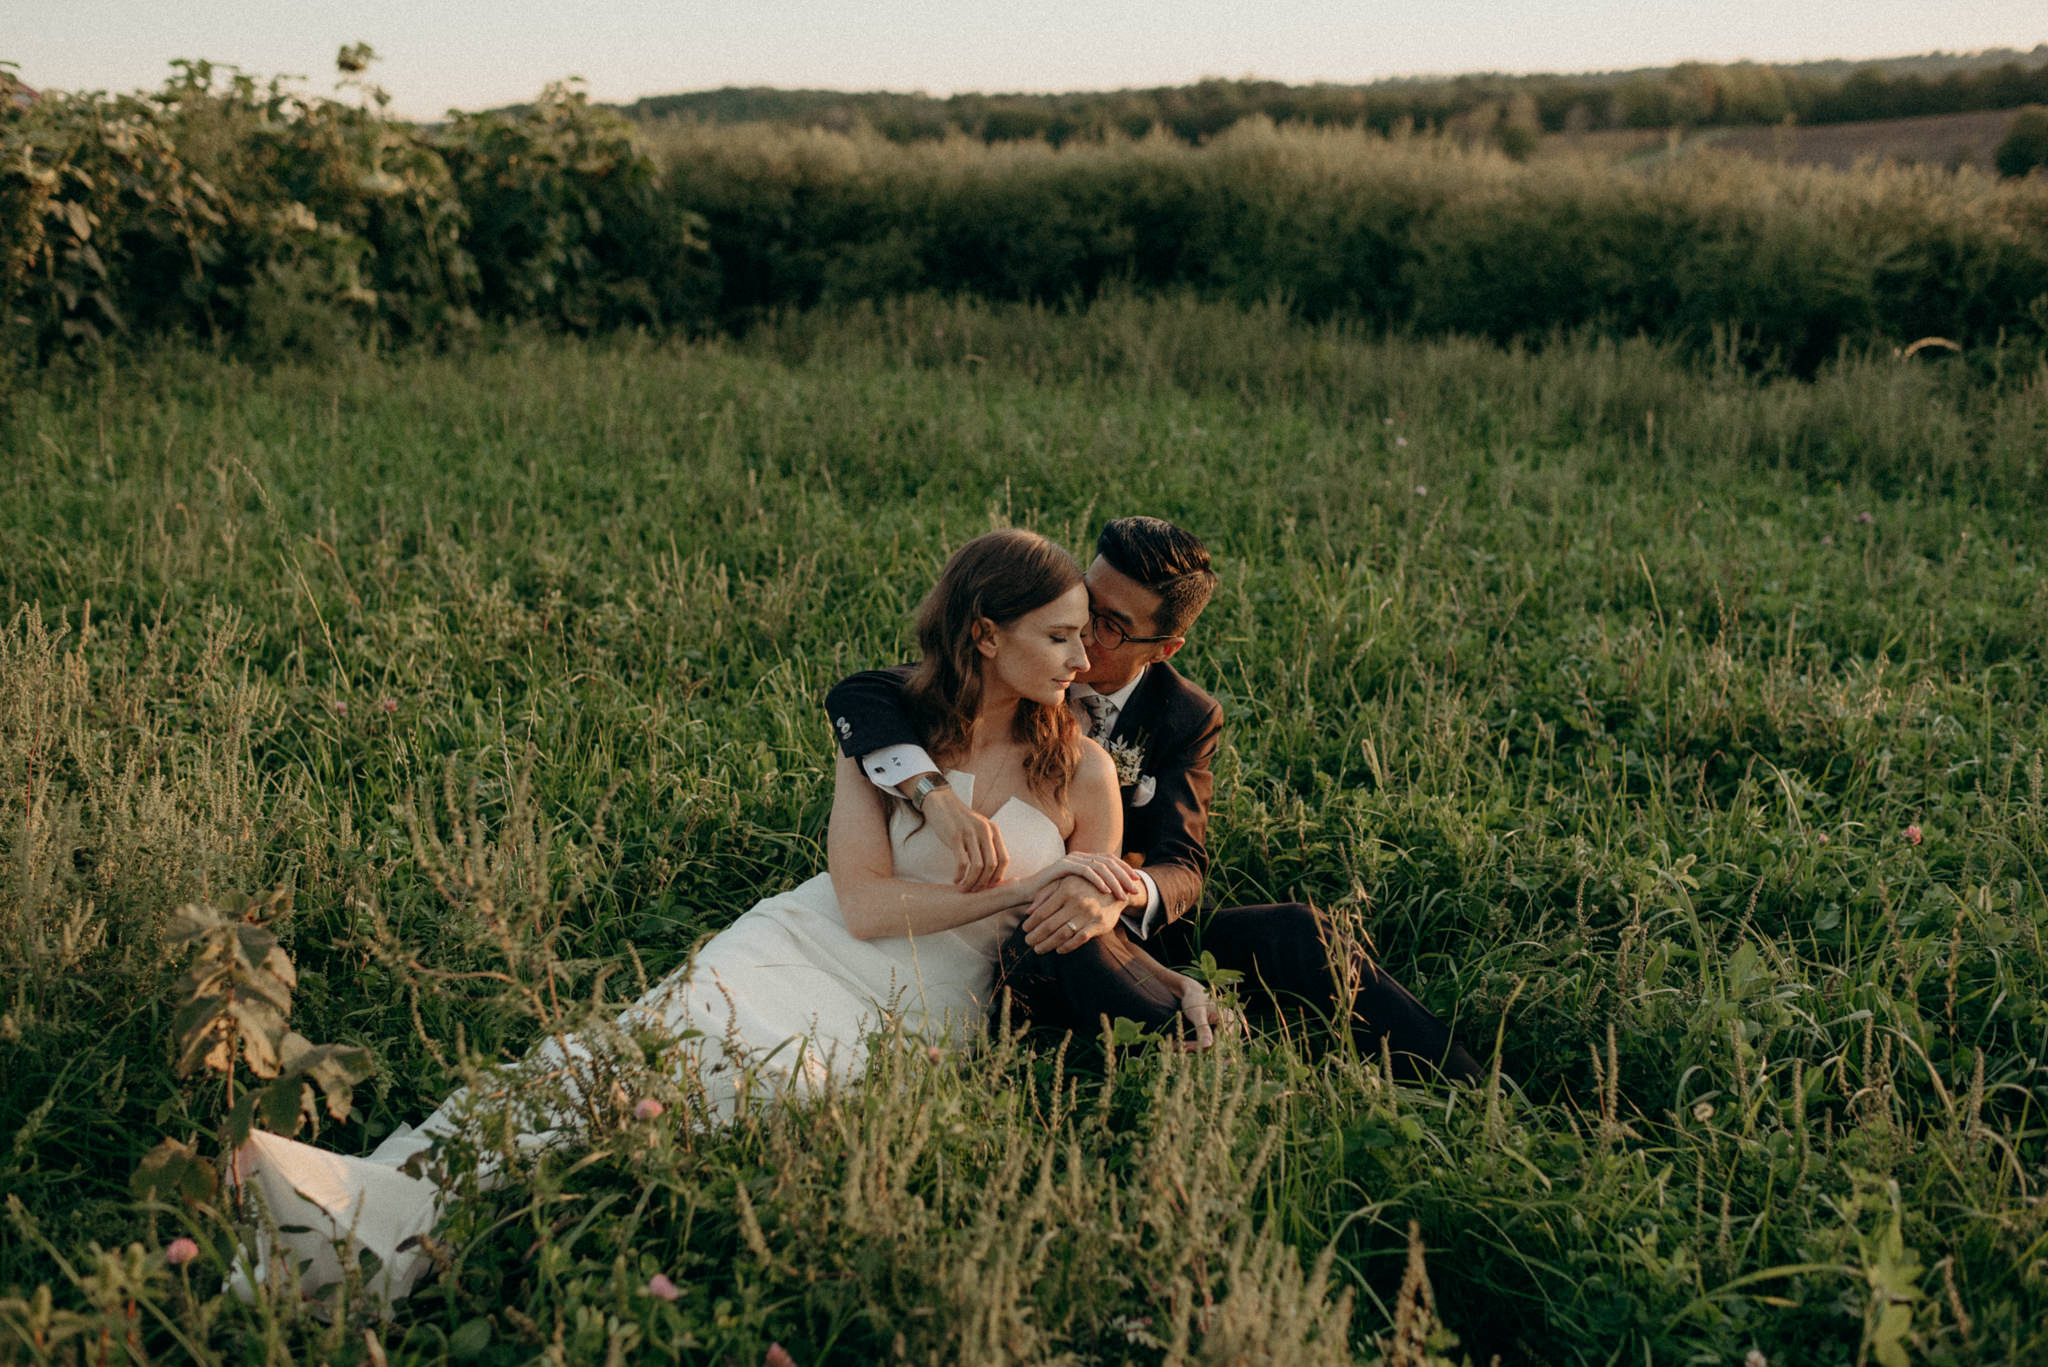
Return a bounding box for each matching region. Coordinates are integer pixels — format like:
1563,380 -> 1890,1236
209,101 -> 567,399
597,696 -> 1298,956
1096,517 -> 1215,638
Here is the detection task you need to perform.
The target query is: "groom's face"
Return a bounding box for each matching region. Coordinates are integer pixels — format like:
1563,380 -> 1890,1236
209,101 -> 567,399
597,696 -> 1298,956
1075,556 -> 1183,691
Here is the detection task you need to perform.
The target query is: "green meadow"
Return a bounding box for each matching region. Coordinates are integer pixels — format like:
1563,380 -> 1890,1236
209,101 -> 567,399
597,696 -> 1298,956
4,293 -> 2047,1364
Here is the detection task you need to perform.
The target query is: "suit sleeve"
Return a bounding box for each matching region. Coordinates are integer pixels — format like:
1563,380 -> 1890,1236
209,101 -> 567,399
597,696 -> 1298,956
1128,696 -> 1223,926
824,665 -> 922,758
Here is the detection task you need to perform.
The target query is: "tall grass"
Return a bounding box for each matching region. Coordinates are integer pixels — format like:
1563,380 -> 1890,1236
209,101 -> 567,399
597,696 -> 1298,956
2,294 -> 2046,1362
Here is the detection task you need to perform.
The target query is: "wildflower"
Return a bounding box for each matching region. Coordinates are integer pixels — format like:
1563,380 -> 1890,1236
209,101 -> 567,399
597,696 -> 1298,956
1395,436 -> 1409,448
925,1044 -> 943,1063
1691,1100 -> 1715,1123
1746,1350 -> 1769,1367
1816,832 -> 1829,845
1412,484 -> 1427,496
165,1237 -> 200,1267
1904,824 -> 1923,845
1820,535 -> 1834,547
1383,416 -> 1394,426
1856,511 -> 1875,525
646,1273 -> 680,1301
331,700 -> 348,716
633,1098 -> 664,1120
379,697 -> 398,714
766,1345 -> 797,1367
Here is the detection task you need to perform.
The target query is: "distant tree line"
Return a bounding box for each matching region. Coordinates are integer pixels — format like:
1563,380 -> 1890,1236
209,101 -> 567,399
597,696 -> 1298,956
622,49 -> 2048,148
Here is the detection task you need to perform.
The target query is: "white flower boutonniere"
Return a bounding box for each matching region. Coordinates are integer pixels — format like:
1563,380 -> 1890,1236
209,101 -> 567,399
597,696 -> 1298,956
1107,739 -> 1144,786
1107,739 -> 1158,807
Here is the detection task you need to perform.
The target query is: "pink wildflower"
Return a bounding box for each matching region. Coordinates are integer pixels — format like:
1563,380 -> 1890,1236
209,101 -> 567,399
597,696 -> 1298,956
331,700 -> 348,716
646,1273 -> 680,1301
1820,535 -> 1834,547
1904,824 -> 1923,845
766,1345 -> 798,1367
379,697 -> 398,714
1395,436 -> 1409,448
1816,832 -> 1829,845
1856,511 -> 1875,525
165,1237 -> 200,1267
925,1045 -> 943,1063
633,1098 -> 664,1121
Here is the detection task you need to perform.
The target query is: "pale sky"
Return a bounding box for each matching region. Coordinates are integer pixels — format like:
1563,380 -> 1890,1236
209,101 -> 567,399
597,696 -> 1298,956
9,2 -> 2045,122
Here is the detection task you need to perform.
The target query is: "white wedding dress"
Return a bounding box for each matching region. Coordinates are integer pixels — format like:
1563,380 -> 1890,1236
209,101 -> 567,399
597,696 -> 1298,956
230,772 -> 1063,1303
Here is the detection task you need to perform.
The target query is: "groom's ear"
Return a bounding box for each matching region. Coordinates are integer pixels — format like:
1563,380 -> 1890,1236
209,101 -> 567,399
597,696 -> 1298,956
972,618 -> 1000,658
1152,636 -> 1186,664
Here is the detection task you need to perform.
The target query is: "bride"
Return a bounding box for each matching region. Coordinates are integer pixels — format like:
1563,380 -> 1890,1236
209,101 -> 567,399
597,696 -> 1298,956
230,529 -> 1217,1303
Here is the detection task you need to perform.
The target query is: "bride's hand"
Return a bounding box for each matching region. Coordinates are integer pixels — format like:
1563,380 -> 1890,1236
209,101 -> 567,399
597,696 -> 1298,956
1032,851 -> 1145,902
920,786 -> 1010,892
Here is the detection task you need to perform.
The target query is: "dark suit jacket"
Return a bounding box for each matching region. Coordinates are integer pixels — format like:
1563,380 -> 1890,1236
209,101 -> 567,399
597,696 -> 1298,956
825,663 -> 1224,926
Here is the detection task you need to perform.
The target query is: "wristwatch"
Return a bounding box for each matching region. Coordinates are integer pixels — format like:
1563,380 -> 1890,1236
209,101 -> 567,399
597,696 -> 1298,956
905,774 -> 942,811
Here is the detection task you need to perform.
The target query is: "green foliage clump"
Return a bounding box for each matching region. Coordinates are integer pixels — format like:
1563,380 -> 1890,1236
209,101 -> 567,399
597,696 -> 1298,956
0,53 -> 705,365
656,120 -> 2048,373
1993,105 -> 2048,178
439,84 -> 707,331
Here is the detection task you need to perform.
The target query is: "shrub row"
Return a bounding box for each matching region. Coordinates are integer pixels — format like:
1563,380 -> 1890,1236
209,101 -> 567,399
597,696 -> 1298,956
658,121 -> 2048,373
0,59 -> 704,366
8,61 -> 2048,374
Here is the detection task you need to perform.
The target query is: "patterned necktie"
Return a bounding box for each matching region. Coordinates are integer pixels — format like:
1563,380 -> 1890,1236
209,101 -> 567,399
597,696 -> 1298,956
1078,692 -> 1113,741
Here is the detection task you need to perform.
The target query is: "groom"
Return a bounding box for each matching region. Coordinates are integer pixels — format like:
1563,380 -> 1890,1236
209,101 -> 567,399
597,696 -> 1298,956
826,516 -> 1483,1082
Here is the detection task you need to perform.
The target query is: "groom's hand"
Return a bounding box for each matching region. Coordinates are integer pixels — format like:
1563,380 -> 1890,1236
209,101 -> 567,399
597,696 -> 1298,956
921,787 -> 1010,892
1021,875 -> 1136,954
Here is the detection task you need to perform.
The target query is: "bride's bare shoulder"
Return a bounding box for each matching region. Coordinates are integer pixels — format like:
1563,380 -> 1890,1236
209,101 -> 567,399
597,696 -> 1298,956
1075,737 -> 1119,794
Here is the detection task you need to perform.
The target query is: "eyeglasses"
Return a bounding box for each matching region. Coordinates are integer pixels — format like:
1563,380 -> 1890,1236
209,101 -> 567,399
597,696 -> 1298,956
1087,611 -> 1177,651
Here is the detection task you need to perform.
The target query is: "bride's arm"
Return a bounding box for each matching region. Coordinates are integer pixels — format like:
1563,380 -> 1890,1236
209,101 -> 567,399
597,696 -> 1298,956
1063,740 -> 1124,857
1036,743 -> 1223,1047
1020,742 -> 1145,954
827,757 -> 1128,941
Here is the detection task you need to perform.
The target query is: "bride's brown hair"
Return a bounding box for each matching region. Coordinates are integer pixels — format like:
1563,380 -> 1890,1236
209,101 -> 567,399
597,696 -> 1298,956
904,529 -> 1084,806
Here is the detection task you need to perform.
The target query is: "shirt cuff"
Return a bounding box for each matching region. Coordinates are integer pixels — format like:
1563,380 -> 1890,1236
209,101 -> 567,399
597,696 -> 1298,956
1121,869 -> 1164,939
861,744 -> 940,794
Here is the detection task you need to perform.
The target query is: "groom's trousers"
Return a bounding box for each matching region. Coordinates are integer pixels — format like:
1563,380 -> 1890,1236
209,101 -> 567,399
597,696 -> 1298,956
995,901 -> 1485,1085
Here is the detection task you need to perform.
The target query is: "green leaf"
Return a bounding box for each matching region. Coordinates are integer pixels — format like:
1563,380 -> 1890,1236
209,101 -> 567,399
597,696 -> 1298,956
173,996 -> 233,1077
259,1077 -> 310,1136
225,1090 -> 260,1148
132,1137 -> 218,1207
278,1030 -> 316,1070
448,1317 -> 493,1359
287,1042 -> 376,1120
228,1000 -> 288,1077
1108,1016 -> 1151,1046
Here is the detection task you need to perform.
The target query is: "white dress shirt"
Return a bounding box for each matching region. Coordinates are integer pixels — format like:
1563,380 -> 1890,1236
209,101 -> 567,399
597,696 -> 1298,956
857,668 -> 1165,935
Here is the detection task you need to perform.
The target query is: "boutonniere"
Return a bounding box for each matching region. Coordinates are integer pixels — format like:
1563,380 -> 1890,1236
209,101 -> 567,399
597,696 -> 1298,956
1107,738 -> 1158,807
1107,739 -> 1145,786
